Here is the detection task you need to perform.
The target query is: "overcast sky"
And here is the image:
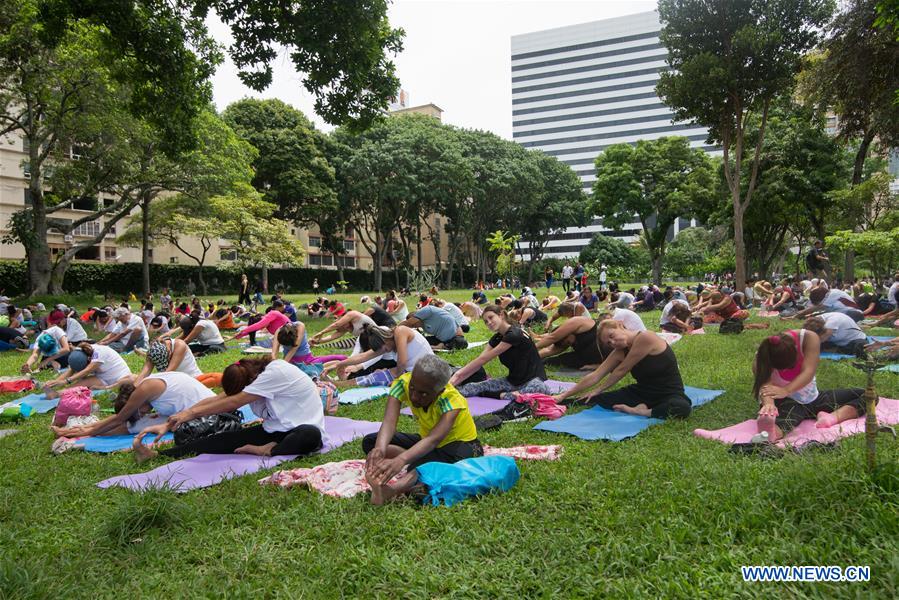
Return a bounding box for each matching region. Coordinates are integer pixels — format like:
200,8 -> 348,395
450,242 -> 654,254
210,0 -> 657,140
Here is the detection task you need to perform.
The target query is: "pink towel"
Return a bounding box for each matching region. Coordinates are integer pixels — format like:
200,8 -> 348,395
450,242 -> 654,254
688,328 -> 706,335
515,393 -> 567,420
757,311 -> 781,317
694,397 -> 899,448
259,444 -> 564,498
656,331 -> 683,344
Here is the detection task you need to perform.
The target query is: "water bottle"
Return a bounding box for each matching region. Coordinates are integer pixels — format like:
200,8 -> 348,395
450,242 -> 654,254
90,400 -> 100,417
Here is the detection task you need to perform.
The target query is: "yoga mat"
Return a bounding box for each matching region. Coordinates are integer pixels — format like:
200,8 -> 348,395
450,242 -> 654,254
870,336 -> 895,342
694,397 -> 899,448
819,352 -> 854,361
547,367 -> 593,379
0,429 -> 19,439
241,346 -> 272,354
533,386 -> 724,441
656,332 -> 682,345
1,389 -> 105,415
79,433 -> 175,453
339,386 -> 390,405
399,380 -> 576,416
434,340 -> 488,352
879,364 -> 899,373
96,416 -> 381,493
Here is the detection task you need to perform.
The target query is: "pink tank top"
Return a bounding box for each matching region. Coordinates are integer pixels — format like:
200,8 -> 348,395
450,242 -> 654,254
776,330 -> 804,382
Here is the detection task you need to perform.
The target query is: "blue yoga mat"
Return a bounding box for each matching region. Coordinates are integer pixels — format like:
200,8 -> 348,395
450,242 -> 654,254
10,390 -> 105,414
820,352 -> 854,361
238,405 -> 256,421
339,386 -> 390,405
879,364 -> 899,373
533,386 -> 724,441
79,433 -> 175,453
870,336 -> 895,342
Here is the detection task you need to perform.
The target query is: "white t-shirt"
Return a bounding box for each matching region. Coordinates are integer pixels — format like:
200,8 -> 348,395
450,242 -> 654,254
102,319 -> 121,335
89,344 -> 132,386
64,318 -> 88,343
170,341 -> 202,376
562,265 -> 573,279
401,330 -> 434,372
614,292 -> 635,308
243,360 -> 326,436
888,281 -> 899,306
36,326 -> 67,353
442,303 -> 468,326
145,372 -> 215,416
599,270 -> 607,282
660,299 -> 690,326
821,312 -> 866,346
821,289 -> 855,310
612,308 -> 647,332
122,314 -> 148,346
194,319 -> 224,345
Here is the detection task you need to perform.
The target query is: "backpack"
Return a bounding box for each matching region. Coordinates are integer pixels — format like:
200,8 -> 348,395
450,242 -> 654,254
317,380 -> 339,415
52,386 -> 94,427
719,318 -> 745,335
173,410 -> 243,446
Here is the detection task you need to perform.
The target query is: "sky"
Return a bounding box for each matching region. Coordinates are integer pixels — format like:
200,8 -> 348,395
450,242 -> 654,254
210,0 -> 657,140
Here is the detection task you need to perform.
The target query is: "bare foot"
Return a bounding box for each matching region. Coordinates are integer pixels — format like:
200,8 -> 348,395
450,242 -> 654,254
133,442 -> 159,464
612,403 -> 652,417
234,442 -> 275,456
366,468 -> 385,505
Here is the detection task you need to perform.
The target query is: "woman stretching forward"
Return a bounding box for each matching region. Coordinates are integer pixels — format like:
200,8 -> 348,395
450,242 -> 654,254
753,331 -> 866,443
553,320 -> 691,419
449,305 -> 549,399
134,357 -> 325,461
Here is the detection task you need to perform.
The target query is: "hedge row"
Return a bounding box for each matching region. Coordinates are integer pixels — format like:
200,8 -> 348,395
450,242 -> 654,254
0,260 -> 481,296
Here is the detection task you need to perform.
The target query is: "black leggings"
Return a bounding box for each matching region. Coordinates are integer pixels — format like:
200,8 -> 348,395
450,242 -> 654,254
774,388 -> 867,433
821,339 -> 866,357
361,432 -> 483,468
586,384 -> 692,419
0,327 -> 25,344
188,342 -> 226,356
161,424 -> 323,458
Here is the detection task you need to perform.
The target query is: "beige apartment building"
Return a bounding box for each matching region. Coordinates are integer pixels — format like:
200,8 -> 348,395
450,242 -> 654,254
0,95 -> 452,272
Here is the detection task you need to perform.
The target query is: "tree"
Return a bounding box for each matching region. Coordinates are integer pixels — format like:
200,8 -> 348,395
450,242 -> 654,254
591,137 -> 716,285
517,152 -> 590,280
665,227 -> 714,278
486,231 -> 520,282
657,0 -> 834,292
34,0 -> 404,140
578,234 -> 637,272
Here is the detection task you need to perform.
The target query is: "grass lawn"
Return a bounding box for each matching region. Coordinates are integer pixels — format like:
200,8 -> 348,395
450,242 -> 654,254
1,289 -> 897,598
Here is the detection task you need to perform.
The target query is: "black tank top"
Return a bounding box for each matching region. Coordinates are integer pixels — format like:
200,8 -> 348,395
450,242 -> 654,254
572,321 -> 604,364
627,333 -> 686,398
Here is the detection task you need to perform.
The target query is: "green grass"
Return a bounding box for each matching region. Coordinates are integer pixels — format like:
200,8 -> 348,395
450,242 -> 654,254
1,289 -> 897,598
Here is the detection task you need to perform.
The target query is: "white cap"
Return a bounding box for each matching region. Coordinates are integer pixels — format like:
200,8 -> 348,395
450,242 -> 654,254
0,295 -> 9,302
35,303 -> 45,311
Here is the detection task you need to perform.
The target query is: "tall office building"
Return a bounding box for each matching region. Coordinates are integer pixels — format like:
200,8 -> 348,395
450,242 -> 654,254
511,10 -> 712,259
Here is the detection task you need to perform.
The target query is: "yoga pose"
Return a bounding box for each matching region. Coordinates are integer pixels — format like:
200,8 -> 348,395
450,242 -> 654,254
449,305 -> 549,399
175,315 -> 226,356
133,338 -> 203,385
399,305 -> 467,350
791,287 -> 862,322
431,298 -> 470,333
536,315 -> 604,370
608,307 -> 647,332
271,322 -> 345,366
545,301 -> 589,332
753,331 -> 866,442
508,300 -> 548,328
51,371 -> 216,439
41,342 -> 133,395
385,290 -> 409,321
47,309 -> 89,344
101,307 -> 149,352
802,313 -> 867,356
541,295 -> 562,311
362,355 -> 481,505
659,299 -> 692,333
702,292 -> 749,323
364,303 -> 396,328
554,320 -> 691,419
134,357 -> 325,461
21,326 -> 72,372
232,301 -> 291,347
324,324 -> 432,387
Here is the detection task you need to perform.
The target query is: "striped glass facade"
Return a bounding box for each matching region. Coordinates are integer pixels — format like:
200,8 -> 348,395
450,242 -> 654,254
511,11 -> 710,259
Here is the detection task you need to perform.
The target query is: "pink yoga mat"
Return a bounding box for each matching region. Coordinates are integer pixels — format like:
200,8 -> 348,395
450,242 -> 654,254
399,380 -> 576,416
694,398 -> 899,448
96,416 -> 381,493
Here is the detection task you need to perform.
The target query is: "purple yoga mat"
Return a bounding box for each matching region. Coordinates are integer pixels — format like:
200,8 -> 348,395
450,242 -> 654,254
400,379 -> 576,416
96,416 -> 381,493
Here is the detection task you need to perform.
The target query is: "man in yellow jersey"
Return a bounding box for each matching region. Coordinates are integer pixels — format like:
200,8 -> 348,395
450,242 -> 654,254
362,355 -> 481,504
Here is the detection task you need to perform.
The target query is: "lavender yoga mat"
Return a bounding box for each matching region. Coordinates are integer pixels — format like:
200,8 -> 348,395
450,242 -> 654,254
97,416 -> 381,493
694,397 -> 899,448
399,380 -> 576,416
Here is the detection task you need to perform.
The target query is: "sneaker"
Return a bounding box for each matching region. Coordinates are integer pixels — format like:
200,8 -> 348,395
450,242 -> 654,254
473,414 -> 504,431
489,400 -> 532,423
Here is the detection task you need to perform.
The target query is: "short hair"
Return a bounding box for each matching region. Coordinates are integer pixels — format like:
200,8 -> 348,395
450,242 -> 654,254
809,287 -> 828,305
413,354 -> 452,389
112,307 -> 130,319
803,316 -> 826,334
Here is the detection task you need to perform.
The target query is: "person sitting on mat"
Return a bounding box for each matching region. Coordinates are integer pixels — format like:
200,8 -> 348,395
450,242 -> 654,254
398,305 -> 468,350
271,322 -> 346,367
507,299 -> 548,328
364,303 -> 397,328
448,305 -> 549,400
535,315 -> 604,371
21,326 -> 72,373
430,298 -> 470,333
607,307 -> 647,332
789,287 -> 863,322
752,331 -> 866,443
229,301 -> 291,347
362,355 -> 481,505
552,320 -> 691,419
310,309 -> 375,347
702,291 -> 749,324
541,294 -> 562,312
41,342 -> 133,397
802,313 -> 867,357
659,299 -> 693,334
545,301 -> 589,332
51,371 -> 216,439
133,357 -> 326,462
324,324 -> 433,388
173,315 -> 226,356
132,338 -> 203,385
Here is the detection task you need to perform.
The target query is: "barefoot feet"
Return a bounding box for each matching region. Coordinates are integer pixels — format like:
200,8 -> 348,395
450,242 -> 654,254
612,403 -> 652,417
234,442 -> 276,456
815,411 -> 839,429
132,442 -> 159,464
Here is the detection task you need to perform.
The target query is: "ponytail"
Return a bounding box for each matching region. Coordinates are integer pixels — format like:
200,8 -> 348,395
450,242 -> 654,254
222,357 -> 272,396
752,333 -> 798,399
359,324 -> 395,352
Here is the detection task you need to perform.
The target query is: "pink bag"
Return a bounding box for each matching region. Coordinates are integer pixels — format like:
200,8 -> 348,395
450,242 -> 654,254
52,386 -> 93,427
515,393 -> 567,420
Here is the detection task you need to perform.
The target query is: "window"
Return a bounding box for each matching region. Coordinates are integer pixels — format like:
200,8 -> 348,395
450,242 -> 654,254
308,236 -> 321,248
103,197 -> 115,208
147,249 -> 153,259
23,161 -> 30,179
72,196 -> 98,211
74,246 -> 100,261
70,144 -> 89,160
104,247 -> 117,260
22,136 -> 30,154
345,225 -> 354,238
343,239 -> 355,252
220,250 -> 238,261
309,254 -> 334,267
72,221 -> 101,237
342,257 -> 356,268
170,257 -> 178,264
23,189 -> 32,205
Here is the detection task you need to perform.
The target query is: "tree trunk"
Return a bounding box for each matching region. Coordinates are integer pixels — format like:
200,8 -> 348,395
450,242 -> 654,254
49,254 -> 75,294
141,199 -> 151,296
27,170 -> 53,295
373,229 -> 384,292
733,200 -> 747,294
198,267 -> 208,296
416,220 -> 423,274
336,254 -> 345,283
262,266 -> 268,294
651,253 -> 663,286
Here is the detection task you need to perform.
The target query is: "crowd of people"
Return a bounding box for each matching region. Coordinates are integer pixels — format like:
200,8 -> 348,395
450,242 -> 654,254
1,255 -> 890,503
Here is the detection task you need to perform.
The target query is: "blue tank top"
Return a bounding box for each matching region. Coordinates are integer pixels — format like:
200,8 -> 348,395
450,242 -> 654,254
284,332 -> 312,362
